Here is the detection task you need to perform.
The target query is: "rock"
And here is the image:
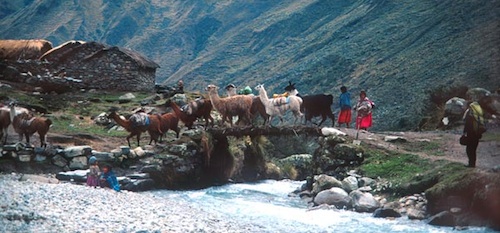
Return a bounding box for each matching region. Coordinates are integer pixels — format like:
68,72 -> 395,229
341,176 -> 359,193
52,154 -> 68,167
313,187 -> 351,209
93,151 -> 115,162
279,154 -> 313,180
383,136 -> 407,143
56,170 -> 88,182
16,150 -> 33,162
349,190 -> 380,213
119,92 -> 136,101
94,112 -> 111,125
331,144 -> 364,164
407,208 -> 426,220
121,178 -> 157,191
19,174 -> 59,184
359,177 -> 376,187
372,207 -> 402,218
69,156 -> 88,170
63,146 -> 92,158
132,147 -> 146,157
141,165 -> 162,173
168,144 -> 187,155
444,97 -> 467,118
126,173 -> 150,179
312,174 -> 342,195
427,211 -> 455,227
321,127 -> 346,136
466,88 -> 490,102
34,154 -> 47,163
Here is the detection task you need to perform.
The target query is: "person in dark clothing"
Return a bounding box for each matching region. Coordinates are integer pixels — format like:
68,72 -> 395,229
462,101 -> 486,167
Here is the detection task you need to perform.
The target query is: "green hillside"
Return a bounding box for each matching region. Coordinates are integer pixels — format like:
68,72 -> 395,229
1,0 -> 499,130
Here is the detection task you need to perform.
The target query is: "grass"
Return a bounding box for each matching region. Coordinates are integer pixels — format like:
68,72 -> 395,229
401,140 -> 444,156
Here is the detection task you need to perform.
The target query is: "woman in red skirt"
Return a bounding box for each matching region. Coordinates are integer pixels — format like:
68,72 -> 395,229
337,86 -> 352,127
355,90 -> 375,130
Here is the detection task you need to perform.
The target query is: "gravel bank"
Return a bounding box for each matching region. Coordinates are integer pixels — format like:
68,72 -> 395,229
0,174 -> 251,233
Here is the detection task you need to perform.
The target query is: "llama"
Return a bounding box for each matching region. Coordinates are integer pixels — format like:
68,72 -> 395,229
10,104 -> 52,147
158,112 -> 180,142
225,84 -> 268,125
206,84 -> 253,127
0,109 -> 10,144
254,84 -> 303,126
165,98 -> 214,129
107,109 -> 162,147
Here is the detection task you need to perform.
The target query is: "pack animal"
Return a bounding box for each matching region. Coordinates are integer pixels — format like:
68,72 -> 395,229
285,81 -> 335,126
225,84 -> 269,125
165,98 -> 214,129
255,84 -> 303,126
10,104 -> 52,147
107,109 -> 162,147
206,84 -> 253,127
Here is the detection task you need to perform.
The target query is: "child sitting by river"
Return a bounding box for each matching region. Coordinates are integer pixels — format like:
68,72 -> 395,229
100,165 -> 121,192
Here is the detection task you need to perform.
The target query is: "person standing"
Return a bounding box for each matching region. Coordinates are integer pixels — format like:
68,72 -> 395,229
462,101 -> 487,168
337,86 -> 352,128
86,156 -> 100,188
355,90 -> 375,131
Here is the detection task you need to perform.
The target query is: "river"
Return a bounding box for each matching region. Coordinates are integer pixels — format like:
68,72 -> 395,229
147,179 -> 494,233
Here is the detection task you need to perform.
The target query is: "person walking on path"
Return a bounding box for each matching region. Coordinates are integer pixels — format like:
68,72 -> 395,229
86,156 -> 100,187
462,101 -> 487,167
337,86 -> 352,128
354,90 -> 375,131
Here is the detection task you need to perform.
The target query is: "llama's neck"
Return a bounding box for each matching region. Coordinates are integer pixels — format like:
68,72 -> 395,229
208,90 -> 221,104
169,102 -> 186,119
110,112 -> 130,129
258,87 -> 269,101
9,105 -> 16,122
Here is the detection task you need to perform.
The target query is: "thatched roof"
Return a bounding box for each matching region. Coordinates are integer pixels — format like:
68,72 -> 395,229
40,40 -> 159,69
0,39 -> 53,60
39,40 -> 86,61
85,46 -> 160,69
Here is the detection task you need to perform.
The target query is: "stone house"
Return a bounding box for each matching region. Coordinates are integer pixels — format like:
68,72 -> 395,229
40,40 -> 159,91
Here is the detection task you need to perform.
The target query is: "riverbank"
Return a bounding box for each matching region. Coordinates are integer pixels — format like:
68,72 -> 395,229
0,173 -> 252,233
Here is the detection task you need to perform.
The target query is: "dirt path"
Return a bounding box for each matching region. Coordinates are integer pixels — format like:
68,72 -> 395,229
341,125 -> 500,170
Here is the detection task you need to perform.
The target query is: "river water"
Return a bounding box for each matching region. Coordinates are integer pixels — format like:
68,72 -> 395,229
147,179 -> 494,233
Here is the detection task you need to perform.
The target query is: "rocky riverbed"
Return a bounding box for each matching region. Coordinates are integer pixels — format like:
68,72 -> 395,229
0,173 -> 252,233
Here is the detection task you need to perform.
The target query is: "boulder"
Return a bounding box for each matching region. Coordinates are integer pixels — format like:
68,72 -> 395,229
313,187 -> 351,209
427,211 -> 455,227
466,88 -> 490,102
16,150 -> 33,162
341,176 -> 359,193
132,147 -> 146,158
349,190 -> 380,213
93,151 -> 115,162
118,93 -> 136,103
56,170 -> 88,182
280,154 -> 313,180
312,174 -> 342,195
384,136 -> 407,143
359,177 -> 376,187
331,144 -> 364,164
372,207 -> 402,218
52,154 -> 68,167
321,127 -> 346,136
69,156 -> 88,170
121,178 -> 157,192
407,208 -> 426,220
63,146 -> 92,158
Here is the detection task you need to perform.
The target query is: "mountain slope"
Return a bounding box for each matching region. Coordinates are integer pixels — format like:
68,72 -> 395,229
1,0 -> 499,130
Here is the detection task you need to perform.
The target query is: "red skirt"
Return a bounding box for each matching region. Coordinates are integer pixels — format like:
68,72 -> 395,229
356,113 -> 373,129
338,109 -> 352,124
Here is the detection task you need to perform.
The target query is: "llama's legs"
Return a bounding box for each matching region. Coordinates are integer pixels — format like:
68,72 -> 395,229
126,134 -> 133,147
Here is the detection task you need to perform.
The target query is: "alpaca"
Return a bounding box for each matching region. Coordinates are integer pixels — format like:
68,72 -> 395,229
10,105 -> 52,147
165,98 -> 214,129
254,84 -> 303,126
206,84 -> 253,127
107,110 -> 162,147
225,84 -> 268,125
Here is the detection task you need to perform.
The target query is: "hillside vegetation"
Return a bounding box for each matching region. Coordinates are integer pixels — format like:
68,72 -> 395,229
1,0 -> 499,130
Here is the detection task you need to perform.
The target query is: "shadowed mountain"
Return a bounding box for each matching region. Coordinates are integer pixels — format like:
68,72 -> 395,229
1,0 -> 499,130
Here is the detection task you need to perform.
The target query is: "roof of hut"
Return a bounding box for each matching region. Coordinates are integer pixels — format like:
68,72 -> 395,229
85,46 -> 160,69
40,40 -> 159,69
39,40 -> 86,61
0,39 -> 53,60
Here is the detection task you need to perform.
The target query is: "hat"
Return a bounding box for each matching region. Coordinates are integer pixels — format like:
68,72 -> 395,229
89,156 -> 97,164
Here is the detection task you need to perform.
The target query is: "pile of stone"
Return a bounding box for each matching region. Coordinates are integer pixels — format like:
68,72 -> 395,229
293,173 -> 428,220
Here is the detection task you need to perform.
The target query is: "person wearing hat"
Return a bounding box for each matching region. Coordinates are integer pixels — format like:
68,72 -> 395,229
86,156 -> 100,187
354,90 -> 375,131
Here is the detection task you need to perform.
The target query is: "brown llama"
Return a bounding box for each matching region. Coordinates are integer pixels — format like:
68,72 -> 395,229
225,84 -> 268,125
165,98 -> 214,129
0,109 -> 10,144
157,112 -> 180,142
10,105 -> 52,147
206,84 -> 253,127
255,84 -> 303,126
107,109 -> 162,147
